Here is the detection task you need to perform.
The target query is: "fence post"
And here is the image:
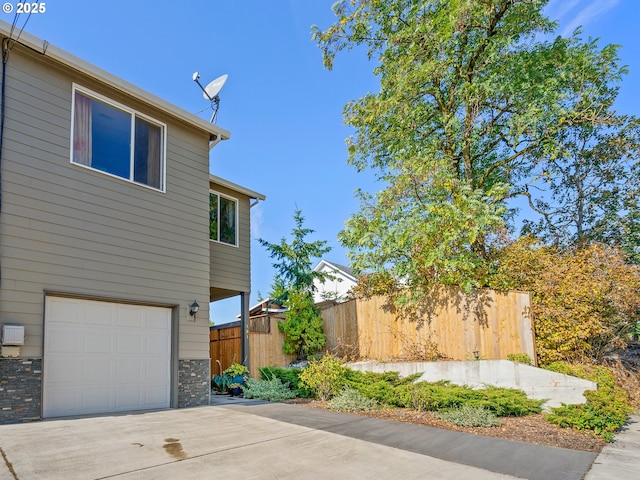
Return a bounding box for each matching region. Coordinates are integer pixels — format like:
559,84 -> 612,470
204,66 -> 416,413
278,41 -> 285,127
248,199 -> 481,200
241,292 -> 250,370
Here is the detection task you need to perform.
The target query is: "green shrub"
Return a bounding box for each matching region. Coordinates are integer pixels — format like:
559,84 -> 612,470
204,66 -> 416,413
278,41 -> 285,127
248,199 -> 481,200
410,382 -> 542,416
259,366 -> 314,398
468,387 -> 543,416
544,362 -> 632,441
299,355 -> 348,400
327,387 -> 379,412
507,353 -> 533,365
343,369 -> 420,407
242,377 -> 296,402
435,405 -> 502,427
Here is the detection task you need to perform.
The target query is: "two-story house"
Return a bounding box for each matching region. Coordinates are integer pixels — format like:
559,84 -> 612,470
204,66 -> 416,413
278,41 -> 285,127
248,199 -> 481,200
311,260 -> 357,304
0,21 -> 263,424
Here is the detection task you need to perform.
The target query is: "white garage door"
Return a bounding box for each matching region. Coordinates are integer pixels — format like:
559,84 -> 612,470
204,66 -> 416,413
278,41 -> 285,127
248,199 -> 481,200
43,297 -> 172,418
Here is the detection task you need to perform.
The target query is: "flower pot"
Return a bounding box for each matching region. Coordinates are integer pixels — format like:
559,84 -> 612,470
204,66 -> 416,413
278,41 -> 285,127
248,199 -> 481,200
229,387 -> 242,397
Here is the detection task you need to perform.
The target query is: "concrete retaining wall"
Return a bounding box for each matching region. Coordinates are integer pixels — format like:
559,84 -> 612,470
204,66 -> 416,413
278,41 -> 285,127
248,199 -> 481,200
348,360 -> 597,409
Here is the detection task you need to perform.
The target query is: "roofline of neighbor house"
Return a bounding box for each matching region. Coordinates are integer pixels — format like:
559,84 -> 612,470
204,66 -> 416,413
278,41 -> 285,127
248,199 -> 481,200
0,20 -> 231,143
313,259 -> 357,282
210,174 -> 266,201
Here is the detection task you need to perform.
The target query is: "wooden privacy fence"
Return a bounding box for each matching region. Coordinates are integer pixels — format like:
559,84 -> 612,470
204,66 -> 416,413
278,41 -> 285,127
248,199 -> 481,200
210,287 -> 535,378
324,288 -> 535,363
209,323 -> 242,377
248,314 -> 296,377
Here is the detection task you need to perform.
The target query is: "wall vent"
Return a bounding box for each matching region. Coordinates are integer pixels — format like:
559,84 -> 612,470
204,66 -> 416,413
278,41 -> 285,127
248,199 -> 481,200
2,325 -> 25,345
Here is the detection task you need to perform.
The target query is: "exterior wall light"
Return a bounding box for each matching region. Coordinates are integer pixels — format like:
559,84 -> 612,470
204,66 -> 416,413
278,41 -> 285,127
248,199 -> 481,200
189,300 -> 200,317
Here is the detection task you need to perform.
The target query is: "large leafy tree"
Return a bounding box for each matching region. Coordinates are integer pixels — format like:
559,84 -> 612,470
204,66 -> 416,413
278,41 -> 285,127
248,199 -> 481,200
313,0 -> 634,299
259,210 -> 331,358
520,84 -> 640,252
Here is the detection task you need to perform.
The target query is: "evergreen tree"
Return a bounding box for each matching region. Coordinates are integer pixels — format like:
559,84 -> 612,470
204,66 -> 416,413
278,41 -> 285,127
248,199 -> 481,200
259,210 -> 331,358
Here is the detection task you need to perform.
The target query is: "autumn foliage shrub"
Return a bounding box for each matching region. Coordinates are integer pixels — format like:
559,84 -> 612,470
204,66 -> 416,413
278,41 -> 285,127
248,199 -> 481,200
299,355 -> 348,401
490,238 -> 640,364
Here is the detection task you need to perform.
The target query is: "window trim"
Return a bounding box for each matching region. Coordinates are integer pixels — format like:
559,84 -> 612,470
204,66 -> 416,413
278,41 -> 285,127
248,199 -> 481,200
70,84 -> 168,192
209,190 -> 239,247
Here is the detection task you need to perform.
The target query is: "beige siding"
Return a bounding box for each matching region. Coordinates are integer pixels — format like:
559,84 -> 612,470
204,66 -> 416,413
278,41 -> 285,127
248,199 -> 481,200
209,183 -> 252,294
0,44 -> 213,359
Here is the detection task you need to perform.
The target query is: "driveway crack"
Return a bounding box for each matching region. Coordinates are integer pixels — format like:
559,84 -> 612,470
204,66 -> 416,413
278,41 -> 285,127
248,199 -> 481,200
0,447 -> 19,480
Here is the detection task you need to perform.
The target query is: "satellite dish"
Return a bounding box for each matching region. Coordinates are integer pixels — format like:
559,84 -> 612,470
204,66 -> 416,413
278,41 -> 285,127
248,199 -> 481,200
203,74 -> 228,101
192,71 -> 229,123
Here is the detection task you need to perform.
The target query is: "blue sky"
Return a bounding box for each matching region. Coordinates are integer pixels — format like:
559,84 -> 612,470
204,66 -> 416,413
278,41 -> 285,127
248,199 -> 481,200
10,0 -> 640,324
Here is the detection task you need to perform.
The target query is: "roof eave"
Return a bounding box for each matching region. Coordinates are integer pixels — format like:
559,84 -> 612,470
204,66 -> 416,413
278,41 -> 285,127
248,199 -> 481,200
0,20 -> 230,142
209,174 -> 266,201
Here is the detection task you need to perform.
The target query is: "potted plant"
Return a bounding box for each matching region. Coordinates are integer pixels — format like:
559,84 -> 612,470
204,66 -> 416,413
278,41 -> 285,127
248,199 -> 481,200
228,383 -> 243,397
211,374 -> 232,394
223,363 -> 250,384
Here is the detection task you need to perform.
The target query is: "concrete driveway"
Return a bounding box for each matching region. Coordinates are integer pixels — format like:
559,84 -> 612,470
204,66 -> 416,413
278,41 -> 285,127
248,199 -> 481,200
0,400 -> 598,480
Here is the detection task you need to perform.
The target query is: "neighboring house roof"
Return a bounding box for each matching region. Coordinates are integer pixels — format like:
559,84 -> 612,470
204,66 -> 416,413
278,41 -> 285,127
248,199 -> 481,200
0,20 -> 230,144
313,260 -> 357,282
311,259 -> 358,304
235,299 -> 286,318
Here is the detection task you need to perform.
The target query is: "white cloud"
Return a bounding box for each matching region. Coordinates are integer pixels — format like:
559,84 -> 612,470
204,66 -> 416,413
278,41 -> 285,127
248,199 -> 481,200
557,0 -> 619,36
546,0 -> 581,22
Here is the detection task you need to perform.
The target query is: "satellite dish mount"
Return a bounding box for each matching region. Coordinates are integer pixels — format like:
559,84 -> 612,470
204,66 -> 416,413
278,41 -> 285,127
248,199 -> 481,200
192,72 -> 228,123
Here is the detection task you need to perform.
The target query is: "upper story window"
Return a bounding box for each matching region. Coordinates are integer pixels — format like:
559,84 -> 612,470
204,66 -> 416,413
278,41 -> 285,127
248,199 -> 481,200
210,191 -> 237,246
71,85 -> 166,191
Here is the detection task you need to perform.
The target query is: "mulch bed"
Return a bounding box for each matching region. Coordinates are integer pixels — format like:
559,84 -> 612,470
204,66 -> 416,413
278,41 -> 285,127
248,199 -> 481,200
285,398 -> 607,453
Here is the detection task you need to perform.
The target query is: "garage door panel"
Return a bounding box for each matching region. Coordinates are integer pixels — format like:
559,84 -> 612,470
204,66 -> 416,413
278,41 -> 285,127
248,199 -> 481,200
85,303 -> 116,326
145,334 -> 171,355
83,388 -> 112,411
45,329 -> 82,354
116,358 -> 143,383
45,388 -> 82,415
116,308 -> 144,328
144,385 -> 170,405
84,332 -> 113,353
44,297 -> 172,418
144,359 -> 169,382
116,386 -> 144,408
45,357 -> 84,384
116,333 -> 143,354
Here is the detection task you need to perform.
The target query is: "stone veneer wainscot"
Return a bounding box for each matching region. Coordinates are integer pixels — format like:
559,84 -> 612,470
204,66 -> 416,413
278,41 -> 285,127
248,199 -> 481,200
0,358 -> 42,424
178,359 -> 210,408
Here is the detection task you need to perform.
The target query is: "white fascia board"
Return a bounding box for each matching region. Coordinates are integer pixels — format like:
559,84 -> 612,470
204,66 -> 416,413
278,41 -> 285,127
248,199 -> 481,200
0,20 -> 230,143
313,260 -> 357,282
209,174 -> 266,201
